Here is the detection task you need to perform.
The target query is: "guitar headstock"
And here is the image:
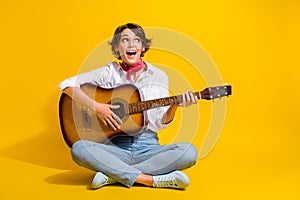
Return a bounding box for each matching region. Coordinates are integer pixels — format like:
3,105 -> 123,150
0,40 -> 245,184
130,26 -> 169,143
200,85 -> 232,100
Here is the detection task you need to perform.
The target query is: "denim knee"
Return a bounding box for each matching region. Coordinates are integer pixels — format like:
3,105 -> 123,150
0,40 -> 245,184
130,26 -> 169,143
177,142 -> 198,167
70,140 -> 89,164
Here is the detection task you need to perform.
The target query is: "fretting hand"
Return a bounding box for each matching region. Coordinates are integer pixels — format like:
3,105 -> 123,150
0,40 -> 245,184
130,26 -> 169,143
179,91 -> 199,107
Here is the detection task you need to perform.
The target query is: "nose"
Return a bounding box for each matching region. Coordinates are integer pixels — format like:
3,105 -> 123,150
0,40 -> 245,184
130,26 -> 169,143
128,39 -> 134,47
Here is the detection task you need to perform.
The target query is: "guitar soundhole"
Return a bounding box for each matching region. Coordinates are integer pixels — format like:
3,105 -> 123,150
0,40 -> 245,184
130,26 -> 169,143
110,98 -> 129,122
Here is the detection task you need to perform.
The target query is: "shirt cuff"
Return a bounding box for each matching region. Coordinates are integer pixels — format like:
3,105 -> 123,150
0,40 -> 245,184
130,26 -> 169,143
58,77 -> 80,91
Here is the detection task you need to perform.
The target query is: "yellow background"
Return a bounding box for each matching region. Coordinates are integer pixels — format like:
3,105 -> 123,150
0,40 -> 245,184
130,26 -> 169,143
0,0 -> 299,199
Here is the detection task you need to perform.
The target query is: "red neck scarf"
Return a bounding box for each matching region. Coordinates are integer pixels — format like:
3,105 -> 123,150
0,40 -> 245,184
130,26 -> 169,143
120,59 -> 145,80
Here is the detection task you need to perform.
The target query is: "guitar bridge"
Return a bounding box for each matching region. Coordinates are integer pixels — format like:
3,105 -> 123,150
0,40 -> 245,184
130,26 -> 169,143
82,105 -> 92,132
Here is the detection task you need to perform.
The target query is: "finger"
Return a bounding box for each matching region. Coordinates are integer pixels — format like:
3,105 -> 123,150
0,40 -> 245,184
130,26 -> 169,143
189,92 -> 195,103
110,115 -> 121,130
186,91 -> 191,102
110,104 -> 120,109
181,93 -> 186,106
186,91 -> 192,105
106,116 -> 119,130
101,118 -> 108,126
108,105 -> 122,123
189,92 -> 197,103
112,112 -> 123,124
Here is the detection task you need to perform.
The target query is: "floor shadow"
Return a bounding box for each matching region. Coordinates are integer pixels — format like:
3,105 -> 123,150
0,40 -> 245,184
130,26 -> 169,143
0,91 -> 127,187
45,169 -> 126,189
45,169 -> 94,186
0,91 -> 76,170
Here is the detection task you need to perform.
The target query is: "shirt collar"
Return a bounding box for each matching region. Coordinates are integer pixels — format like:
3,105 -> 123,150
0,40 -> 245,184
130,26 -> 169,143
114,60 -> 154,76
143,61 -> 155,76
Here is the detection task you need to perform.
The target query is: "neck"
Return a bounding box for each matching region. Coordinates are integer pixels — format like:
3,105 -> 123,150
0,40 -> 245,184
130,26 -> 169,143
120,59 -> 145,80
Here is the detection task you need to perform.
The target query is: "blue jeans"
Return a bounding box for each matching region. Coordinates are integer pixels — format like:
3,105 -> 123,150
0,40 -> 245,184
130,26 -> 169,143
71,130 -> 198,188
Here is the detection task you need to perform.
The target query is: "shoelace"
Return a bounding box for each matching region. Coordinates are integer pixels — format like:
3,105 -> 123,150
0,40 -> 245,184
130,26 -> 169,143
94,174 -> 114,186
155,175 -> 178,187
100,176 -> 109,185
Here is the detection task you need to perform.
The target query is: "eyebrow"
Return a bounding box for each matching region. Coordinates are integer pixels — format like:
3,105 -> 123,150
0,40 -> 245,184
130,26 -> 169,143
120,34 -> 140,38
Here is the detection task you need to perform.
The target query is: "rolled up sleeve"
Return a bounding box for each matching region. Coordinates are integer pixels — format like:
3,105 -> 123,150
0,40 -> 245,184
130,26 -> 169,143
58,65 -> 109,91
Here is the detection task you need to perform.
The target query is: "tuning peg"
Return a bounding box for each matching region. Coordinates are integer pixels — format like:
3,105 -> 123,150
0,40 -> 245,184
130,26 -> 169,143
224,83 -> 228,90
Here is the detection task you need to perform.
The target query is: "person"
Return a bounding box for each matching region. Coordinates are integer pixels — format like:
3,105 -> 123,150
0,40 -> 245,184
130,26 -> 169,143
58,23 -> 199,189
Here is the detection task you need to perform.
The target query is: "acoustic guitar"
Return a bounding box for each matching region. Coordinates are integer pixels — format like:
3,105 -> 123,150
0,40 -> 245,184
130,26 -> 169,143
59,83 -> 232,147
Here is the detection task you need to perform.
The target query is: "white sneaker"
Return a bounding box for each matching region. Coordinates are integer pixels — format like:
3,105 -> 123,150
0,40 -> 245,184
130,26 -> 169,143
153,171 -> 190,189
91,172 -> 117,189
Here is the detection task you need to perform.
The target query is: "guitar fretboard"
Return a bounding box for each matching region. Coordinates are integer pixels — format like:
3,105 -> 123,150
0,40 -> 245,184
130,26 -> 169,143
128,92 -> 201,114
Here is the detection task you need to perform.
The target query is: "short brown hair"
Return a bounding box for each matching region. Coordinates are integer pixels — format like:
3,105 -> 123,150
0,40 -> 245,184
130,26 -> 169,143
109,23 -> 152,59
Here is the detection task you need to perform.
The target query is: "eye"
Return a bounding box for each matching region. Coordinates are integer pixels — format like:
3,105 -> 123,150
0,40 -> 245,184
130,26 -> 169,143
121,38 -> 129,43
134,38 -> 141,43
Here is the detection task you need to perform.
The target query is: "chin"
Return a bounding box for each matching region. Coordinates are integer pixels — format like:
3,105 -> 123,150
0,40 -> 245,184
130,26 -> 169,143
122,57 -> 140,66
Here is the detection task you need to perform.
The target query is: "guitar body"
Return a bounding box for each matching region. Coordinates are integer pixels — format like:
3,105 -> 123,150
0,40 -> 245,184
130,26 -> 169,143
59,82 -> 232,147
59,84 -> 144,147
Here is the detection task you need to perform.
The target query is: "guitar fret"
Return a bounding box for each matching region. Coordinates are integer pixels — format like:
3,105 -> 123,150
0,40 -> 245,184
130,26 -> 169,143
155,99 -> 159,107
151,100 -> 155,108
166,98 -> 170,105
148,100 -> 152,109
174,96 -> 178,104
140,102 -> 144,112
124,103 -> 129,115
161,98 -> 164,106
177,95 -> 182,104
135,103 -> 137,112
145,101 -> 149,110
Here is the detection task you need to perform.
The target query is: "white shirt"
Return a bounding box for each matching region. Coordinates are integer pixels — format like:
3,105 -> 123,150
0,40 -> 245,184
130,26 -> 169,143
58,61 -> 172,132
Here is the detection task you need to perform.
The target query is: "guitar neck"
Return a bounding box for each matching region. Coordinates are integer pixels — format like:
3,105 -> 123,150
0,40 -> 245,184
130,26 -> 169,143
127,84 -> 232,114
128,92 -> 201,114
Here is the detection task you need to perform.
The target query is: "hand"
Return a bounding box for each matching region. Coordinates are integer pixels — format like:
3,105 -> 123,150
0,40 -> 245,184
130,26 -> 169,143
179,91 -> 198,107
94,103 -> 123,130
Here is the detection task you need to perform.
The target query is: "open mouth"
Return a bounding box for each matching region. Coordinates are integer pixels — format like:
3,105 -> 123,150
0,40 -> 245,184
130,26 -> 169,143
126,51 -> 137,56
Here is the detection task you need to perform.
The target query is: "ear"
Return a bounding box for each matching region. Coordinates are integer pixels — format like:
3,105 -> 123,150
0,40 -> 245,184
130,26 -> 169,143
114,45 -> 119,52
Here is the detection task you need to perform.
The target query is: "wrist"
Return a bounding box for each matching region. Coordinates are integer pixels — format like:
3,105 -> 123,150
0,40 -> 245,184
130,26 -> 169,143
87,101 -> 98,112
